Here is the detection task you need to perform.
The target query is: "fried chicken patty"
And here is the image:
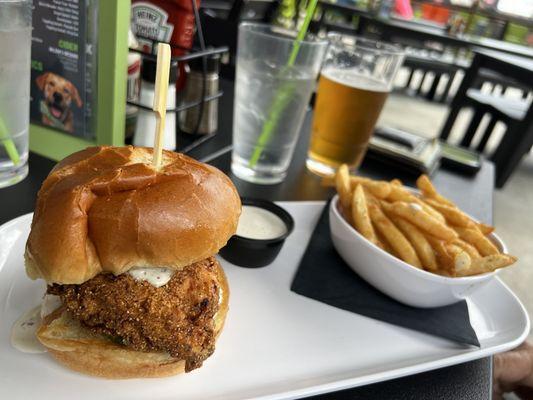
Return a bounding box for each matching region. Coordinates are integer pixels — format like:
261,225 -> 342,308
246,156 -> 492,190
47,257 -> 221,372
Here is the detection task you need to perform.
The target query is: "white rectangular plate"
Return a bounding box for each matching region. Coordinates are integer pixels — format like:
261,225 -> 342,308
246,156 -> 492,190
0,202 -> 529,400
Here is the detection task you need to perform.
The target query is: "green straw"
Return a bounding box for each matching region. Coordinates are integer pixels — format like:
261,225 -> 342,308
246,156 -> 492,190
248,0 -> 319,168
0,116 -> 20,165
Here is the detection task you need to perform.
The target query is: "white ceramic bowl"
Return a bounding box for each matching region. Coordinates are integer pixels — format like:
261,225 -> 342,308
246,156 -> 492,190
329,194 -> 507,308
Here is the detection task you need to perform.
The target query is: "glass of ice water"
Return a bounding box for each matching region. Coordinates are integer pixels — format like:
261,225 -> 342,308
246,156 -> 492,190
231,23 -> 328,184
0,0 -> 31,188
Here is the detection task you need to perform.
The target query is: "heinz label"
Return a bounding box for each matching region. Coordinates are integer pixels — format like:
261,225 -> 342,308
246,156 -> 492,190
131,2 -> 174,52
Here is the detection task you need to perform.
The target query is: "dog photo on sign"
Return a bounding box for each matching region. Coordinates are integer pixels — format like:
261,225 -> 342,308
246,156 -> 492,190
35,72 -> 82,133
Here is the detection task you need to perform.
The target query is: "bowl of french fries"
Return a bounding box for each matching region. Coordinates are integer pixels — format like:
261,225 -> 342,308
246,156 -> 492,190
328,165 -> 517,308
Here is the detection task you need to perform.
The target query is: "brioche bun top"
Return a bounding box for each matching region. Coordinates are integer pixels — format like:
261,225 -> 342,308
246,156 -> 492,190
25,146 -> 241,284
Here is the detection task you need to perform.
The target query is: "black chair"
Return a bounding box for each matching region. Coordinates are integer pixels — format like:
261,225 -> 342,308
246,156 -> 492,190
473,68 -> 530,99
439,51 -> 533,188
448,89 -> 529,153
401,56 -> 464,103
353,17 -> 468,104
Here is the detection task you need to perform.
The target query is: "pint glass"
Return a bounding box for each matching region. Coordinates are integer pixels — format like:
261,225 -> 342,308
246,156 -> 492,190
306,34 -> 404,176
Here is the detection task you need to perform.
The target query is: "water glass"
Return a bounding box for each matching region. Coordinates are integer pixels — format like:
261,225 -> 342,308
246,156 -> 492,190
232,23 -> 328,185
0,0 -> 31,188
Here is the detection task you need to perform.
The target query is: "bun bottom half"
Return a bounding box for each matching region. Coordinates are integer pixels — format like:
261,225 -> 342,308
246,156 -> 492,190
37,263 -> 229,379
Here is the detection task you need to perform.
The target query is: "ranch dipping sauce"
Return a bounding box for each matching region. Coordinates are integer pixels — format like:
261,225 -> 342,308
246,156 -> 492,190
219,200 -> 294,267
236,205 -> 288,240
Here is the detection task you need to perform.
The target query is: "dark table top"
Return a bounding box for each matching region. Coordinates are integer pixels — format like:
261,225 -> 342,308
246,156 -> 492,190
0,79 -> 495,399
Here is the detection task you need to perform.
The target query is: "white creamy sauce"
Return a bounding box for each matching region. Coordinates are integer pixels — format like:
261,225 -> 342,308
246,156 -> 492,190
11,305 -> 47,354
236,205 -> 287,240
409,202 -> 423,212
128,267 -> 174,288
454,251 -> 471,272
12,294 -> 63,354
40,294 -> 62,319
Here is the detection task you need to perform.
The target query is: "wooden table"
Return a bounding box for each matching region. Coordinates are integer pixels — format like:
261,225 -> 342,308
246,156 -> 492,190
0,79 -> 495,399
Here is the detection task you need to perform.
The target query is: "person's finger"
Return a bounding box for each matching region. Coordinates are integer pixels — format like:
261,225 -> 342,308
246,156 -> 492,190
494,342 -> 533,394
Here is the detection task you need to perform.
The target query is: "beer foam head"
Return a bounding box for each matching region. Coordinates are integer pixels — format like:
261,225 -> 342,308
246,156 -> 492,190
321,67 -> 391,92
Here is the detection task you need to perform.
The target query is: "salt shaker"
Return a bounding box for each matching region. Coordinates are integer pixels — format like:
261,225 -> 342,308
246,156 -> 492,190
180,54 -> 220,135
133,58 -> 177,150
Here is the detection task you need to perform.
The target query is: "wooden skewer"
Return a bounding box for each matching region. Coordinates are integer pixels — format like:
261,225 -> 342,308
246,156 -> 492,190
152,43 -> 171,168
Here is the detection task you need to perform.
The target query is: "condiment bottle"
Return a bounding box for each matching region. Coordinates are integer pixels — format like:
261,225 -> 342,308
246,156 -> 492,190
131,0 -> 202,90
180,55 -> 220,135
133,59 -> 177,150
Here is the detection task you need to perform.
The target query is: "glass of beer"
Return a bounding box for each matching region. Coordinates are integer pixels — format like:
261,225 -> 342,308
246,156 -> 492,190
306,33 -> 404,176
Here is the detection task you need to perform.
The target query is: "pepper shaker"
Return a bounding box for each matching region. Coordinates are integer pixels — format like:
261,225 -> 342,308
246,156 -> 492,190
180,54 -> 220,135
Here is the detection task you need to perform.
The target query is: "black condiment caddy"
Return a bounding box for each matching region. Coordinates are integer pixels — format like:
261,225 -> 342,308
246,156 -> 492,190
127,8 -> 229,153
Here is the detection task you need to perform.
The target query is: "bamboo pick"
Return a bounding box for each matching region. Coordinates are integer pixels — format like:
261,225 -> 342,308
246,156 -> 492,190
152,43 -> 171,168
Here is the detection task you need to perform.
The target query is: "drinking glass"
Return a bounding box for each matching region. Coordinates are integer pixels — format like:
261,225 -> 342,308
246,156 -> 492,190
0,0 -> 31,188
232,22 -> 328,184
306,33 -> 404,176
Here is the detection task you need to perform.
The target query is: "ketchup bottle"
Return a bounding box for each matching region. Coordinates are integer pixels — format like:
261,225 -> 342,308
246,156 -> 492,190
131,0 -> 201,89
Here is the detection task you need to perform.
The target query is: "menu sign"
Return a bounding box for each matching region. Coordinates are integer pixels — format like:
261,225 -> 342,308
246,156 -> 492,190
30,0 -> 89,138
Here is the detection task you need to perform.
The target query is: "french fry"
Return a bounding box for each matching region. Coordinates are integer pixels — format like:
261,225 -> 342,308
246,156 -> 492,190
456,254 -> 517,277
454,227 -> 499,256
452,239 -> 481,259
416,175 -> 455,206
323,174 -> 392,199
424,196 -> 494,234
445,244 -> 472,275
331,171 -> 518,277
362,190 -> 389,250
336,164 -> 352,211
423,198 -> 477,228
416,175 -> 438,197
391,179 -> 403,186
368,203 -> 422,268
417,175 -> 493,235
387,185 -> 446,223
386,185 -> 417,203
477,222 -> 495,235
349,176 -> 391,199
363,187 -> 381,206
351,184 -> 378,245
418,201 -> 446,224
382,201 -> 458,241
375,229 -> 394,254
425,236 -> 454,273
391,216 -> 438,271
